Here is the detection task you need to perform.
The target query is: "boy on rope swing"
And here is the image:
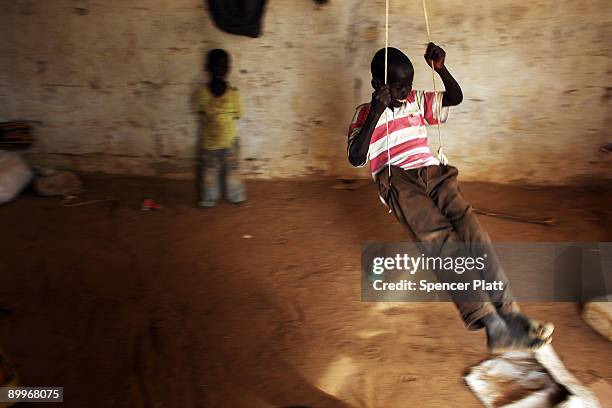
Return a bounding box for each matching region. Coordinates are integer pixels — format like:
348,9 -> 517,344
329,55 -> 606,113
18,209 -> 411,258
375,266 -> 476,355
347,43 -> 553,352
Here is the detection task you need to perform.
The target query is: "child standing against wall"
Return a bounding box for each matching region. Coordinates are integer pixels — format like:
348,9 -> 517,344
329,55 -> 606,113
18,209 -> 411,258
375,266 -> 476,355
197,48 -> 246,207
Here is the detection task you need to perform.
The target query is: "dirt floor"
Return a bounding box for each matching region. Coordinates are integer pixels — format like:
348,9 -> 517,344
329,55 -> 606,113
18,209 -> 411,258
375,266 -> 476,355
0,176 -> 611,408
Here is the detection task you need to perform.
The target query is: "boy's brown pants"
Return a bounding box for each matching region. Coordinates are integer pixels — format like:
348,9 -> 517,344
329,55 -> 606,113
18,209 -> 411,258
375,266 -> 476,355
376,164 -> 519,330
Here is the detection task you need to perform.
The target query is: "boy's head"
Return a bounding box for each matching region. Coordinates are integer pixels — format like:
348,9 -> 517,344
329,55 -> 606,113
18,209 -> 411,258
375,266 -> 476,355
206,48 -> 230,80
371,47 -> 414,107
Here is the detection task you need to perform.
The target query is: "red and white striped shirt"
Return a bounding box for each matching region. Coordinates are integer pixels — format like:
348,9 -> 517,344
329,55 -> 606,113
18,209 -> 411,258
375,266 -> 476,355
348,90 -> 449,176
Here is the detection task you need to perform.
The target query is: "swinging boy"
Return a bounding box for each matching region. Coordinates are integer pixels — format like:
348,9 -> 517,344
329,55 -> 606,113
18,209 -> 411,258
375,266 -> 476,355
347,43 -> 554,352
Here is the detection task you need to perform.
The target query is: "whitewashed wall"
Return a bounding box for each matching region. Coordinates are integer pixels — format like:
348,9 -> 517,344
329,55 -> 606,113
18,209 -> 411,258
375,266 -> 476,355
0,0 -> 610,183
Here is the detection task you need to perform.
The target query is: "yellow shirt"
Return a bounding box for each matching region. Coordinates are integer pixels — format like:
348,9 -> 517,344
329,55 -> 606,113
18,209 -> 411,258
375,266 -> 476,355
198,86 -> 242,150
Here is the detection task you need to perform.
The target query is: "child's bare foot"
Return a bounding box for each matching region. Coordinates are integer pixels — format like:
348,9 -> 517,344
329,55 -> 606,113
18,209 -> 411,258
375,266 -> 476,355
483,313 -> 553,354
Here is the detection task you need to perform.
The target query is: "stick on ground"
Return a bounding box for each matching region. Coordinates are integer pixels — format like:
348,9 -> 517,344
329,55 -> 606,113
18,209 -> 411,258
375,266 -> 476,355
473,208 -> 558,226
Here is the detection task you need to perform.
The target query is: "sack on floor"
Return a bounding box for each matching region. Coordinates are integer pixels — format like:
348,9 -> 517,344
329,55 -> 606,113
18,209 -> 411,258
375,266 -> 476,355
465,345 -> 599,407
34,168 -> 82,197
582,297 -> 612,341
0,151 -> 33,204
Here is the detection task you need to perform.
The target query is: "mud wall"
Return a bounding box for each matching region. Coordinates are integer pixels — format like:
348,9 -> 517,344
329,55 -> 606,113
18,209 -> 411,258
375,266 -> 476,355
1,0 -> 610,183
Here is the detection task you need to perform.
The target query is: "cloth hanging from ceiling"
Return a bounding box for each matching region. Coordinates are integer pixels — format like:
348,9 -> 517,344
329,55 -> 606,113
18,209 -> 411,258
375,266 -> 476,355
207,0 -> 268,38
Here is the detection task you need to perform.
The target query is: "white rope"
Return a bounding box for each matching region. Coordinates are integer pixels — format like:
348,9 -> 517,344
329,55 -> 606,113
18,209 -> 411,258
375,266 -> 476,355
384,0 -> 389,85
422,0 -> 448,165
384,0 -> 391,181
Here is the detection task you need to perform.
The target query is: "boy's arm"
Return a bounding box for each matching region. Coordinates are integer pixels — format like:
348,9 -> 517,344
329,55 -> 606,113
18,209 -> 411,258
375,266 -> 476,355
348,85 -> 392,167
424,42 -> 463,107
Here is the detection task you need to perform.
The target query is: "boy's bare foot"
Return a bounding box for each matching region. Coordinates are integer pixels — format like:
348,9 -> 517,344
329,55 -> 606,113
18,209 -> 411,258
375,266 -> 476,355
483,313 -> 553,354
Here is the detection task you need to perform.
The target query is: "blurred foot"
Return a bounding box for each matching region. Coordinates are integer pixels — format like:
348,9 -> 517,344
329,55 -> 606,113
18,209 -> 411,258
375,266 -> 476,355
198,200 -> 217,208
502,312 -> 554,341
483,313 -> 553,354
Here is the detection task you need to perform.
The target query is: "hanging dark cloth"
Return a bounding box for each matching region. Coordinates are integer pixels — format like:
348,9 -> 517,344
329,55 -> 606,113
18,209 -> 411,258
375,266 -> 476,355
207,0 -> 268,38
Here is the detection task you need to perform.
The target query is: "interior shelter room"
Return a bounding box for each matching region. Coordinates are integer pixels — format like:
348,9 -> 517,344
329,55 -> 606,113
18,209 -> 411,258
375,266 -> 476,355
0,0 -> 610,407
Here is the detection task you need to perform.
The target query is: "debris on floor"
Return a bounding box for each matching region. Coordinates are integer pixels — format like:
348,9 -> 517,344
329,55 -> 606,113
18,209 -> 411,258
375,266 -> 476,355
61,195 -> 117,208
472,207 -> 557,226
34,168 -> 82,197
141,198 -> 163,211
465,345 -> 599,407
582,298 -> 612,341
0,151 -> 33,205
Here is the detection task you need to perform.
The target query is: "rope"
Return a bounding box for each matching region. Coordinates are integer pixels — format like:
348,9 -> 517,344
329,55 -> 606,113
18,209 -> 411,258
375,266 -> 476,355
382,0 -> 447,196
422,0 -> 448,165
61,195 -> 117,207
384,0 -> 391,181
384,0 -> 389,85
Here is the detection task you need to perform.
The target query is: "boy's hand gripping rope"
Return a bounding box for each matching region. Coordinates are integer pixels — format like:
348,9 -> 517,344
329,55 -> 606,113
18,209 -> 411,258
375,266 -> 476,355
383,0 -> 448,198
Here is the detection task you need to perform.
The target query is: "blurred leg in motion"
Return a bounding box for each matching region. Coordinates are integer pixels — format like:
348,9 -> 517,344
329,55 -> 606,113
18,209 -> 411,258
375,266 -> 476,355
376,164 -> 552,351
